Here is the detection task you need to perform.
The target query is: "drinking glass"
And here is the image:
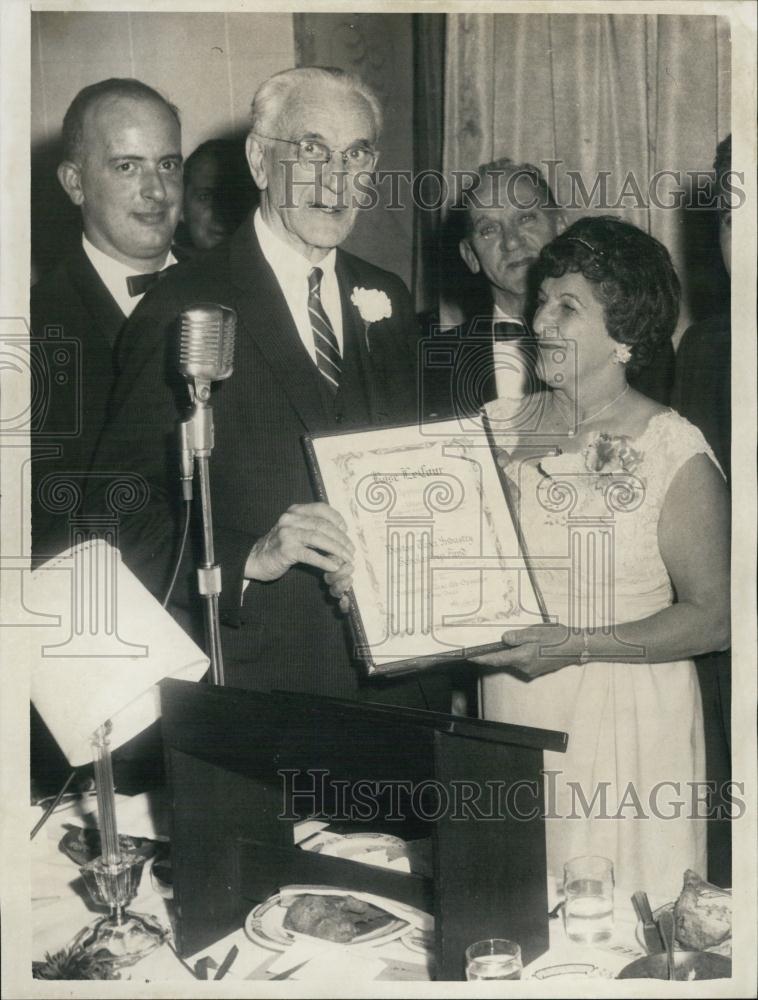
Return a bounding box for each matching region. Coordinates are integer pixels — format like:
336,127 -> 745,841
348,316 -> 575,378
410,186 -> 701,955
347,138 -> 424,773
465,939 -> 522,980
563,855 -> 614,944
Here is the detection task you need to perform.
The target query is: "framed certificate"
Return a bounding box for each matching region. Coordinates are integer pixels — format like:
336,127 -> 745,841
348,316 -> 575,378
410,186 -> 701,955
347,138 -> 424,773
304,416 -> 548,676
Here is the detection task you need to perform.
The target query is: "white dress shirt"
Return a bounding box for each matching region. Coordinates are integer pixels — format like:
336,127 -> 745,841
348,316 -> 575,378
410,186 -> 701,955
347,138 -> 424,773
491,305 -> 528,399
82,235 -> 177,318
253,210 -> 343,363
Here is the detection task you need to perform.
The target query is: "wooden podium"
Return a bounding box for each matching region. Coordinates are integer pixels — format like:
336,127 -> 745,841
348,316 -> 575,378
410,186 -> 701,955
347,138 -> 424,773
160,679 -> 567,980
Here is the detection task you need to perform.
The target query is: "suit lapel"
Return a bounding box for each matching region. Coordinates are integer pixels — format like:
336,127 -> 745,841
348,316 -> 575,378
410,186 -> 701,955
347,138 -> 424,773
228,223 -> 328,430
336,252 -> 388,422
67,245 -> 126,354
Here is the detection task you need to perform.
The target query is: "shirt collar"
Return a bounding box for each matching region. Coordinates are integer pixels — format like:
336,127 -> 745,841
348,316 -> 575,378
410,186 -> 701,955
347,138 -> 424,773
82,234 -> 176,316
253,209 -> 337,286
492,304 -> 524,325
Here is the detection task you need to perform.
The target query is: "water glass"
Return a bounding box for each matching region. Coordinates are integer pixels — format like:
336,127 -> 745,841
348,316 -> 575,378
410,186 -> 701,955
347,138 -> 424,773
465,938 -> 522,980
563,855 -> 614,944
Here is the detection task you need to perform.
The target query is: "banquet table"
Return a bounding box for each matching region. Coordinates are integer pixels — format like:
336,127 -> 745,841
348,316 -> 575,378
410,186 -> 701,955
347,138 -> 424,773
30,790 -> 658,985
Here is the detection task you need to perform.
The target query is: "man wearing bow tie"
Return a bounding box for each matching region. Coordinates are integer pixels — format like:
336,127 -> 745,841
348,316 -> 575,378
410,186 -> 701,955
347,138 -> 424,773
30,78 -> 182,558
94,67 -> 450,710
421,161 -> 566,424
421,158 -> 674,423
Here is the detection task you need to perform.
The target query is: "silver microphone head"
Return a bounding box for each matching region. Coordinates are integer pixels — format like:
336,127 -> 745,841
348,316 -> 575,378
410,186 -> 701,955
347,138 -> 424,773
179,303 -> 236,383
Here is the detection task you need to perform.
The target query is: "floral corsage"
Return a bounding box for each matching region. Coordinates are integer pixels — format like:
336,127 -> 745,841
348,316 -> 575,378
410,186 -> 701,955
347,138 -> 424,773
351,287 -> 392,351
537,433 -> 643,482
583,433 -> 642,475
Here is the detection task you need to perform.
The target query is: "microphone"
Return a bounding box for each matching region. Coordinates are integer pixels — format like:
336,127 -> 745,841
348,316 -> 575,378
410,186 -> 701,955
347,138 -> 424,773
177,303 -> 237,490
179,303 -> 236,402
175,303 -> 237,687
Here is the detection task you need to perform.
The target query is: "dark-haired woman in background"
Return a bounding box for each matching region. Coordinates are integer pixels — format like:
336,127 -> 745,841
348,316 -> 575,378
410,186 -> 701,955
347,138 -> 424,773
476,217 -> 730,899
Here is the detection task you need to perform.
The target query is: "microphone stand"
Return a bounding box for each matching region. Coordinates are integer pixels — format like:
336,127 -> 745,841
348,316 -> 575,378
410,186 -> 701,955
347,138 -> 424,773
181,377 -> 225,686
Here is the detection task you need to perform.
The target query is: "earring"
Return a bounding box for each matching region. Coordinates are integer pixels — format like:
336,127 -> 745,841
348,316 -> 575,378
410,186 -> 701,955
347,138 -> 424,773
612,343 -> 632,365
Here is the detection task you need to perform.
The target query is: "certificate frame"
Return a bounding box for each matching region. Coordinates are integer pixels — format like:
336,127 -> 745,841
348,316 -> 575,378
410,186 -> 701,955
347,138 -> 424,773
304,415 -> 548,676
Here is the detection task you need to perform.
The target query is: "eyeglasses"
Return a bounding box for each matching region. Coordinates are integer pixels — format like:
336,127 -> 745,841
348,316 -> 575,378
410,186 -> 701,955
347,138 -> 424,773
255,133 -> 378,174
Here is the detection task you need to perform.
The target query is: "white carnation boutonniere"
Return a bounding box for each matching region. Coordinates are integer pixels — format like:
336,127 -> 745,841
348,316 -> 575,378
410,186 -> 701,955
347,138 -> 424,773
583,433 -> 642,475
351,287 -> 392,352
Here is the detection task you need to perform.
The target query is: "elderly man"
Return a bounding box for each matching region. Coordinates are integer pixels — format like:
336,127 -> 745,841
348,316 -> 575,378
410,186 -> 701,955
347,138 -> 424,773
421,160 -> 566,422
94,66 -> 449,710
422,158 -> 674,422
31,78 -> 182,557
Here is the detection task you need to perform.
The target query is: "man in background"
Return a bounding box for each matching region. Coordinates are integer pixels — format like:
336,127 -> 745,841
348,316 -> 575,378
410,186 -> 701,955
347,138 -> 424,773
30,77 -> 182,559
421,160 -> 564,422
672,134 -> 732,887
672,135 -> 731,481
421,158 -> 675,423
93,66 -> 450,712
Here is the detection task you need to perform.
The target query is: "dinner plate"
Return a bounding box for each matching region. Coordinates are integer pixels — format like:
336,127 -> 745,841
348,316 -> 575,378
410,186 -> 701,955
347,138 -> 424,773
244,892 -> 409,952
526,962 -> 615,981
400,926 -> 434,956
617,951 -> 731,980
304,832 -> 409,869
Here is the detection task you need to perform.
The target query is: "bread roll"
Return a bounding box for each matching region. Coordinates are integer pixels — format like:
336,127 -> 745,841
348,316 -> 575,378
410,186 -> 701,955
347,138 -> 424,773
674,869 -> 731,956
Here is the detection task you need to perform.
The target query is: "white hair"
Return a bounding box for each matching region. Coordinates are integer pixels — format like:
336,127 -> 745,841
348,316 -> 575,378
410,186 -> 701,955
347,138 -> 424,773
250,66 -> 383,141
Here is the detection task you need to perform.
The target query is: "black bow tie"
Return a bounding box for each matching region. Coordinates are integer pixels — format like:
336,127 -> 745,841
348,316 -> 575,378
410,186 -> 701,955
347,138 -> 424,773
126,269 -> 166,297
493,320 -> 525,341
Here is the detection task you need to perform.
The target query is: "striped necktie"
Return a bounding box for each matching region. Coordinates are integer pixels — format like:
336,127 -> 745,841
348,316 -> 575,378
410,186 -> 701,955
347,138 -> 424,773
308,267 -> 341,393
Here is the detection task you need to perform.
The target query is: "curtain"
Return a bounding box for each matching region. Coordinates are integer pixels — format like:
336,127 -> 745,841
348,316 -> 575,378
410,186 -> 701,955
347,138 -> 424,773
293,12 -> 415,289
440,13 -> 731,335
412,13 -> 446,316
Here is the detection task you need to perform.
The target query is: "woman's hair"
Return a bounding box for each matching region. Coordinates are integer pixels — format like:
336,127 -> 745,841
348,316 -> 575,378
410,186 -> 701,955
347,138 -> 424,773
250,66 -> 382,142
534,216 -> 680,374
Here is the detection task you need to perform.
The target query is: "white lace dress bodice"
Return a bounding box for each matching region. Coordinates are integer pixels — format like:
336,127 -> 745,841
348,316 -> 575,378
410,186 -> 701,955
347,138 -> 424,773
481,407 -> 722,900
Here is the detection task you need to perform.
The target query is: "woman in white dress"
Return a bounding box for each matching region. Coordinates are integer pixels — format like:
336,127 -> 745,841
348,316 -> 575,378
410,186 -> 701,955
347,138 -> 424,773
475,216 -> 730,901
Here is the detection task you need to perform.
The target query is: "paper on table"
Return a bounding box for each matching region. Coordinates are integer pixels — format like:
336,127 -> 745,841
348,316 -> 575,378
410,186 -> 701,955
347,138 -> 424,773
28,539 -> 209,765
278,885 -> 434,932
292,819 -> 331,845
300,831 -> 412,873
266,939 -> 386,980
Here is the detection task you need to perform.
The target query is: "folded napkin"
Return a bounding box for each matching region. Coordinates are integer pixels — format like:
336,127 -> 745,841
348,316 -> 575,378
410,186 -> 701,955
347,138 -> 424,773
278,884 -> 433,932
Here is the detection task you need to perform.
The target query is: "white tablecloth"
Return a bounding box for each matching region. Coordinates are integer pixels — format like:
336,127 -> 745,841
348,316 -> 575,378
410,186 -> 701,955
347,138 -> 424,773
31,792 -> 654,984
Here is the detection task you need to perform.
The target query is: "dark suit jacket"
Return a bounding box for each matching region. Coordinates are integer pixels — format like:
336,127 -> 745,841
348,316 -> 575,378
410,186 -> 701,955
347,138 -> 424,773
30,245 -> 126,559
671,312 -> 730,483
670,311 -> 731,885
418,315 -> 535,422
418,311 -> 676,423
95,218 -> 449,708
